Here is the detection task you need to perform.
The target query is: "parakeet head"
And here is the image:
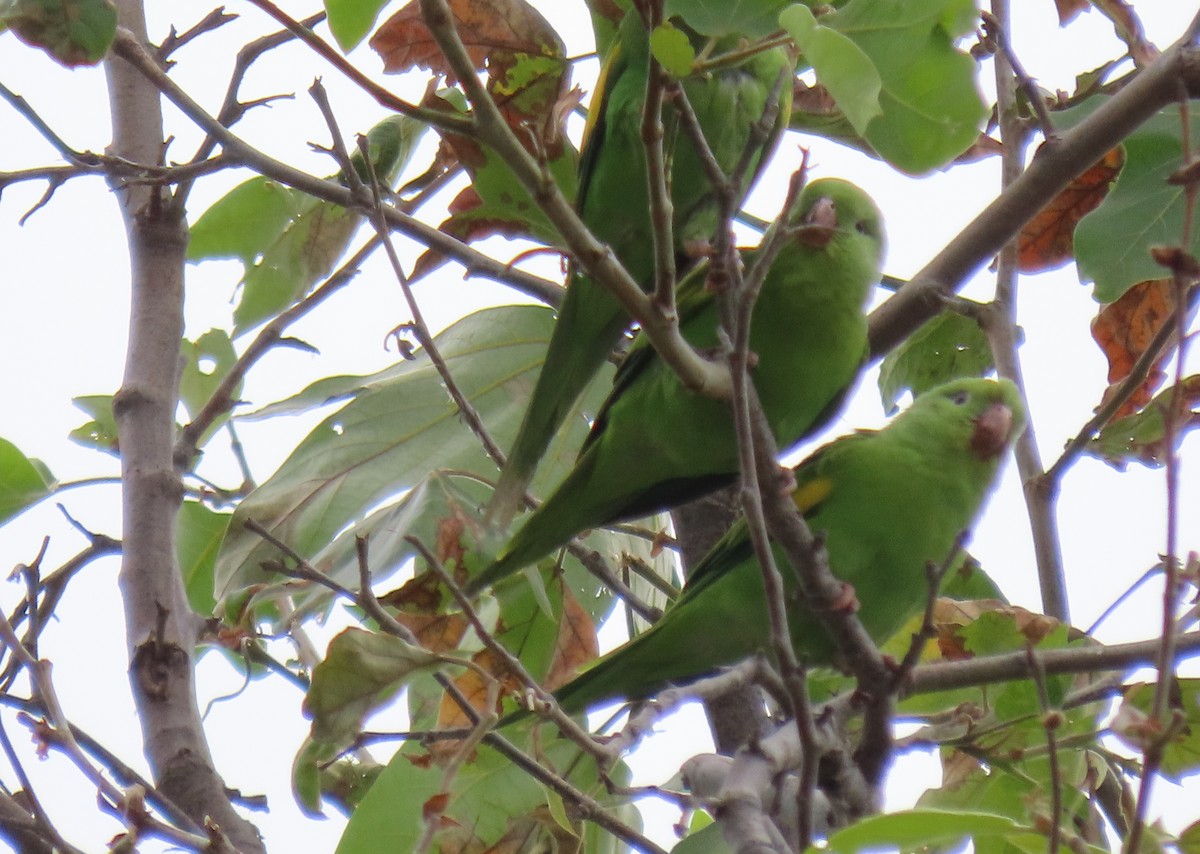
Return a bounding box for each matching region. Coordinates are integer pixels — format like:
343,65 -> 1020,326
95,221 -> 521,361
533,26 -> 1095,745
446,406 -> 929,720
902,378 -> 1027,462
791,177 -> 886,271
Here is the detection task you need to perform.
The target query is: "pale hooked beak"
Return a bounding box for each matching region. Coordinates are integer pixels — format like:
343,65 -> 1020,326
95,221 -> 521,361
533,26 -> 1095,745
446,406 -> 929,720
971,402 -> 1015,458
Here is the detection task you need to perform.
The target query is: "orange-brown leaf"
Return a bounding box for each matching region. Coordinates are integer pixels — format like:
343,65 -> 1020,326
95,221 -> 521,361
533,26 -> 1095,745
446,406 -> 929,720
393,612 -> 469,653
437,647 -> 517,730
1018,147 -> 1124,273
1090,278 -> 1177,418
1055,0 -> 1091,26
371,0 -> 556,81
541,585 -> 599,692
378,569 -> 446,613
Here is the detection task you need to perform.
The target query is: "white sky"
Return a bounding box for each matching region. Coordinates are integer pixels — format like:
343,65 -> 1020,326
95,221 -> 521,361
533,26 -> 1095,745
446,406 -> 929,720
1,2 -> 1199,851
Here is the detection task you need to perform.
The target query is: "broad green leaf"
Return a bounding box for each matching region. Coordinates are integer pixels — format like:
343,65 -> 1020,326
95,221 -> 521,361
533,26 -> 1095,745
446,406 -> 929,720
68,394 -> 119,455
176,501 -> 230,616
674,822 -> 731,854
337,740 -> 616,853
188,115 -> 427,333
815,809 -> 1022,852
187,178 -> 300,264
232,200 -> 358,333
818,0 -> 986,174
665,0 -> 793,39
213,306 -> 615,605
781,4 -> 881,131
1120,680 -> 1200,782
1180,818 -> 1200,854
179,330 -> 239,446
0,438 -> 56,524
305,628 -> 441,750
324,0 -> 390,52
1085,376 -> 1200,471
877,310 -> 994,413
650,23 -> 694,78
1076,102 -> 1200,302
3,0 -> 115,66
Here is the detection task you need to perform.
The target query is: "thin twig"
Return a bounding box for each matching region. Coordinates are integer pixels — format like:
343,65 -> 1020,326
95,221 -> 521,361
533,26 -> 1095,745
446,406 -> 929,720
1025,647 -> 1062,854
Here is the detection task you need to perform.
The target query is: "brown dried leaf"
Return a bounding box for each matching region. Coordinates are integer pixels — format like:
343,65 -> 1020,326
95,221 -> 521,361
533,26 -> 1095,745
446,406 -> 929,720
1055,0 -> 1091,26
542,585 -> 599,692
437,647 -> 517,731
371,0 -> 557,81
378,569 -> 446,613
1018,147 -> 1124,273
1090,278 -> 1177,419
932,598 -> 1063,659
393,612 -> 470,653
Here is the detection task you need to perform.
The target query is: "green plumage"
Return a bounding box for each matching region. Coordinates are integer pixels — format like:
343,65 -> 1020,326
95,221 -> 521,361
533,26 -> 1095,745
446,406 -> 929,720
486,17 -> 795,527
469,179 -> 884,594
549,377 -> 1027,714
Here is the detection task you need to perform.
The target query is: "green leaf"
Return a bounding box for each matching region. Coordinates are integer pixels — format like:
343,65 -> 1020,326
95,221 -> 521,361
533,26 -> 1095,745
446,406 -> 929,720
68,394 -> 119,455
940,555 -> 1008,602
1180,818 -> 1200,854
819,0 -> 986,174
665,0 -> 793,39
650,23 -> 694,78
0,438 -> 56,524
213,306 -> 614,605
4,0 -> 116,66
816,808 -> 1022,852
1121,680 -> 1200,782
1085,376 -> 1200,471
781,4 -> 881,131
324,0 -> 390,51
187,178 -> 301,265
176,501 -> 230,616
305,628 -> 441,751
179,329 -> 239,441
336,741 -> 613,852
189,115 -> 427,333
877,310 -> 994,413
1076,102 -> 1200,302
674,822 -> 731,854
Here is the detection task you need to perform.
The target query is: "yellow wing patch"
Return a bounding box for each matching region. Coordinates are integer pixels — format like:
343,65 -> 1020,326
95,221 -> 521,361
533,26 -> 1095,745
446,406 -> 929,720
792,476 -> 833,516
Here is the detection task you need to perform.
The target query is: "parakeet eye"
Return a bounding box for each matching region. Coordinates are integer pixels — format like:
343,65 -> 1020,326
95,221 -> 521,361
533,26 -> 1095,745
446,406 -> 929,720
855,219 -> 870,234
949,390 -> 971,405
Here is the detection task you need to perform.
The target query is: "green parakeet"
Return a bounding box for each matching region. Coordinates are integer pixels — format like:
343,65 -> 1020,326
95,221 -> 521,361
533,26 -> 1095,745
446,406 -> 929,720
468,178 -> 884,595
486,15 -> 795,527
547,377 -> 1026,713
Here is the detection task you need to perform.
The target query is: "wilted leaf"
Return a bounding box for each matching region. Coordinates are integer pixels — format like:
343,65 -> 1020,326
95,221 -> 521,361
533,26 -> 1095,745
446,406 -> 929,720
1089,279 -> 1184,419
0,438 -> 56,524
1087,375 -> 1200,470
1018,147 -> 1124,273
1055,0 -> 1090,26
4,0 -> 116,66
542,584 -> 599,691
304,628 -> 442,748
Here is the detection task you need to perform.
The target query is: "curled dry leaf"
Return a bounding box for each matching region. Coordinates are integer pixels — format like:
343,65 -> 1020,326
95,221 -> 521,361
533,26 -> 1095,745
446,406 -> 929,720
1018,147 -> 1124,273
1090,278 -> 1182,419
933,598 -> 1063,661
